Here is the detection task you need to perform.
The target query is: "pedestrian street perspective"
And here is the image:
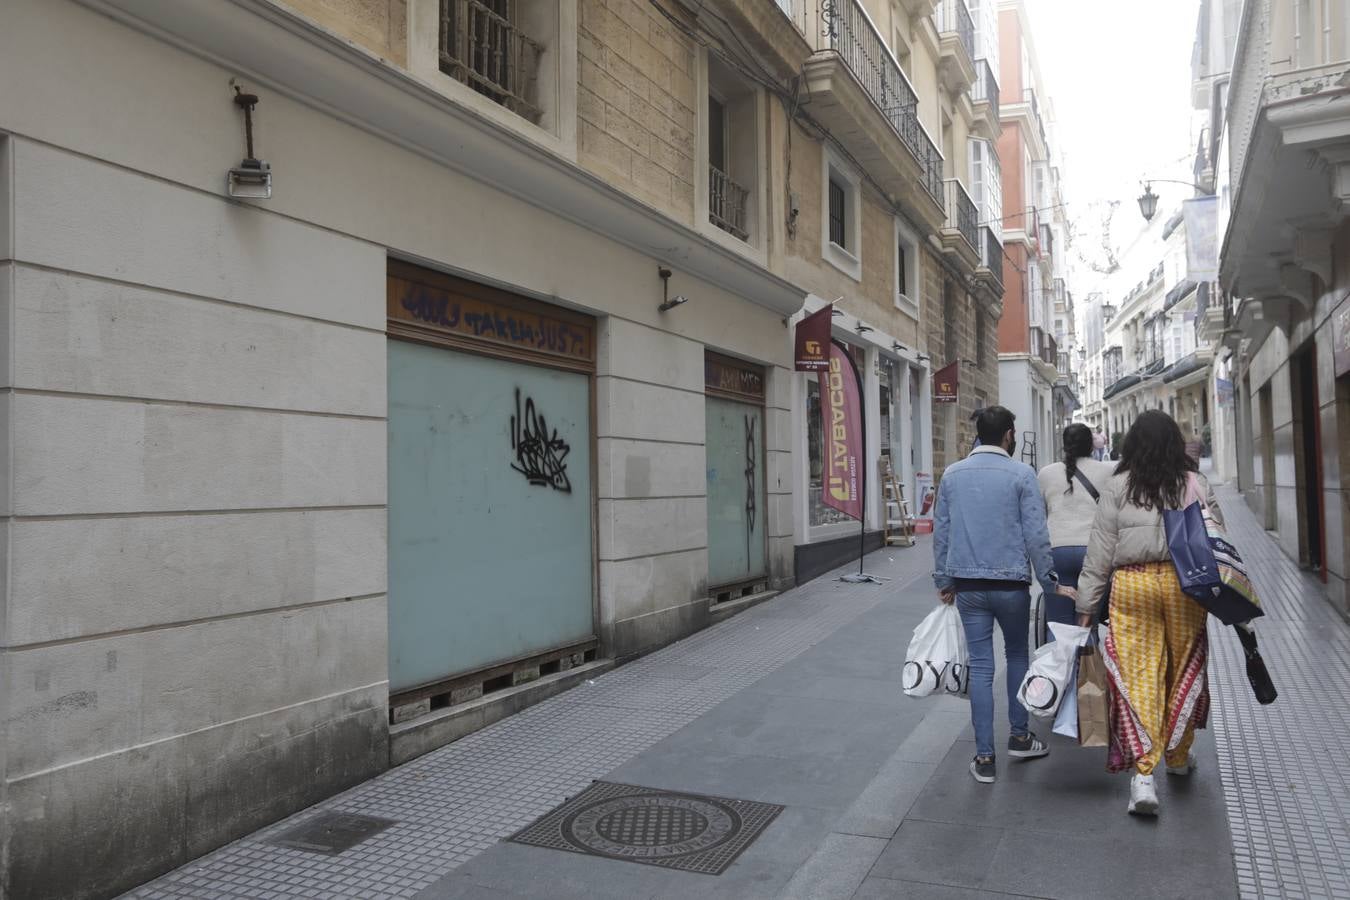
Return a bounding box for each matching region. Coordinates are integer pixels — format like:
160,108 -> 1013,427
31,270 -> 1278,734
1,0 -> 1349,898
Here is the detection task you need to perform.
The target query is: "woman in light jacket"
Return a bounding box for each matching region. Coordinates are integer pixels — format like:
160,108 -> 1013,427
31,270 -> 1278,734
1038,424 -> 1115,629
1077,410 -> 1222,817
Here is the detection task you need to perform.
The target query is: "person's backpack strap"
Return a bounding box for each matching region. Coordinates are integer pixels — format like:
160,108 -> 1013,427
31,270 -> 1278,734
1073,468 -> 1100,503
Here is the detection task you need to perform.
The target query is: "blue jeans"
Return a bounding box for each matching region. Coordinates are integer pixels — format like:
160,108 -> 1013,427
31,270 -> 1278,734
1046,545 -> 1087,628
957,587 -> 1032,758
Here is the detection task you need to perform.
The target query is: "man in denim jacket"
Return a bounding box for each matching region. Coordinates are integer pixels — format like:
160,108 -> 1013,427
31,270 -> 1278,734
933,406 -> 1060,784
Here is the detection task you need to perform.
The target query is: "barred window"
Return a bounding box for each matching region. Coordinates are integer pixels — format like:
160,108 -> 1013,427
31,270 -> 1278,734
828,179 -> 847,249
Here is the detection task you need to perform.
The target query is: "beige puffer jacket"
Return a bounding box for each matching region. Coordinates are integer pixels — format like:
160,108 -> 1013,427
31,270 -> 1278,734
1076,471 -> 1223,615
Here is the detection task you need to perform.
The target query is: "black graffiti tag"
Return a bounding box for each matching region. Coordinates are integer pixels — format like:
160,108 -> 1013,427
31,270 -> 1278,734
744,414 -> 757,566
510,389 -> 572,493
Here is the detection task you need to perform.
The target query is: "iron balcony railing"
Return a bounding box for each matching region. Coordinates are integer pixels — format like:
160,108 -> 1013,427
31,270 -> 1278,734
971,58 -> 999,110
708,165 -> 750,241
980,226 -> 1003,289
824,0 -> 945,209
438,0 -> 542,122
944,179 -> 978,252
935,0 -> 975,64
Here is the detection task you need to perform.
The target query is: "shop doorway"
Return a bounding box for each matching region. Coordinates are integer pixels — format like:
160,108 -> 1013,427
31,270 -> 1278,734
385,263 -> 597,702
1293,347 -> 1325,576
705,353 -> 767,597
1258,383 -> 1277,530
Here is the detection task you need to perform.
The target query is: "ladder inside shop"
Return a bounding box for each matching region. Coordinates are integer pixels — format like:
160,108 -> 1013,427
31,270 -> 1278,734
880,458 -> 915,547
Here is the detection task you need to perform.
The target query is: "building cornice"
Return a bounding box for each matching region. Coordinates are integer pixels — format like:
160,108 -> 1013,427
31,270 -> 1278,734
76,0 -> 808,318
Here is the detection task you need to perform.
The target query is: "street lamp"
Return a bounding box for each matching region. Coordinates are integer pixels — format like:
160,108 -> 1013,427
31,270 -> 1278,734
1137,183 -> 1159,222
1135,178 -> 1211,222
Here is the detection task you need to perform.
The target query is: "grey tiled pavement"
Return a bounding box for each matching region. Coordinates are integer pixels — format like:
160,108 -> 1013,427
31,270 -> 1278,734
1207,483 -> 1350,900
128,481 -> 1350,900
127,543 -> 935,899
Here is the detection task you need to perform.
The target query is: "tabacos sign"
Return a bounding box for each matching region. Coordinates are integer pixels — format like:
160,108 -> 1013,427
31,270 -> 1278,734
820,342 -> 863,520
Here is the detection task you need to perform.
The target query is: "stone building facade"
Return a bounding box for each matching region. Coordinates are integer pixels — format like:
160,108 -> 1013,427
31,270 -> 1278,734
0,1 -> 1006,896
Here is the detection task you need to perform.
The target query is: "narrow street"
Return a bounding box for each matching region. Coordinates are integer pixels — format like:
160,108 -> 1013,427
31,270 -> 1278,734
127,483 -> 1349,900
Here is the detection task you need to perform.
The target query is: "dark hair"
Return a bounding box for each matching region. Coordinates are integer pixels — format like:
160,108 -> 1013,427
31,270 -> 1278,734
975,405 -> 1016,447
1115,410 -> 1197,511
1062,423 -> 1095,493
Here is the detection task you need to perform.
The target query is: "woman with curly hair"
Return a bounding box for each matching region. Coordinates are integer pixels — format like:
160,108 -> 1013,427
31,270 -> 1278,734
1077,410 -> 1222,816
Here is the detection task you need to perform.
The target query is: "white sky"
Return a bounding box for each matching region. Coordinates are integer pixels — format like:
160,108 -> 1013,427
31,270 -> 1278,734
1021,0 -> 1202,293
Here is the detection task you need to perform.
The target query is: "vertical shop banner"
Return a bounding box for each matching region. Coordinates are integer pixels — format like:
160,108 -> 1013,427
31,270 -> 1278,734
795,305 -> 834,372
1183,196 -> 1219,282
934,362 -> 959,404
819,341 -> 864,521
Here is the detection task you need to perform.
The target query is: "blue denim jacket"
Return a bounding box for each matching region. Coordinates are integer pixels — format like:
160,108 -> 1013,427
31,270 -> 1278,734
932,446 -> 1057,594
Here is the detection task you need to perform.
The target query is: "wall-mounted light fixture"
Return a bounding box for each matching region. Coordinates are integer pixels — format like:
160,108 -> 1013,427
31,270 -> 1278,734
227,85 -> 272,199
657,267 -> 688,313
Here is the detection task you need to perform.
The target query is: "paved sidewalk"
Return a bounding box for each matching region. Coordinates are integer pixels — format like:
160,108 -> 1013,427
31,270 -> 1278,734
1207,483 -> 1350,899
128,484 -> 1350,900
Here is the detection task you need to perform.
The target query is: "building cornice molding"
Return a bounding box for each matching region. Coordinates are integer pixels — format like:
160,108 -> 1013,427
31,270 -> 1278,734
75,0 -> 808,318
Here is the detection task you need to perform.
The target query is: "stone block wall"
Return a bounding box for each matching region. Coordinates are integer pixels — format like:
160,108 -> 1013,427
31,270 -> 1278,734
578,0 -> 697,224
287,0 -> 408,66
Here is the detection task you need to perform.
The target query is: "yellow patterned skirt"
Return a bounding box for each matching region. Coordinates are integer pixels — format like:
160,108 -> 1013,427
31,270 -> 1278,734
1101,563 -> 1210,775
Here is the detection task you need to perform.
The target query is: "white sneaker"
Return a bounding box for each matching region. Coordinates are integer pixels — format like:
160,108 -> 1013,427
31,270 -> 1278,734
1128,774 -> 1159,816
1166,754 -> 1198,776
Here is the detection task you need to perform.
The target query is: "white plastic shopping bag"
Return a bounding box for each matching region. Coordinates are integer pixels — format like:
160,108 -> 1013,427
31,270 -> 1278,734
903,604 -> 970,698
1051,653 -> 1080,738
1016,622 -> 1090,717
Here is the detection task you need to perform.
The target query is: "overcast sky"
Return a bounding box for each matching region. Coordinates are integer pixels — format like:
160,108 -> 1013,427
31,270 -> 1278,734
1022,0 -> 1202,293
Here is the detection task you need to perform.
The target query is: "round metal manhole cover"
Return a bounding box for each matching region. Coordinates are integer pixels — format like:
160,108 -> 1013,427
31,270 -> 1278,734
562,794 -> 742,860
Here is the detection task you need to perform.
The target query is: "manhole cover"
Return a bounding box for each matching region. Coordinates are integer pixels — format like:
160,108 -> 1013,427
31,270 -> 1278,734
508,782 -> 783,875
268,811 -> 396,855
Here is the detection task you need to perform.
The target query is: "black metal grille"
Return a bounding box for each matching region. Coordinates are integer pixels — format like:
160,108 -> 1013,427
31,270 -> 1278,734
936,0 -> 975,64
709,165 -> 750,241
828,178 -> 847,248
972,58 -> 999,111
945,179 -> 978,252
438,0 -> 541,122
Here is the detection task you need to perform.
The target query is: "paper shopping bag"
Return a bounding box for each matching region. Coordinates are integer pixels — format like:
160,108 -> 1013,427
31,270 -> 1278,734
1076,644 -> 1110,748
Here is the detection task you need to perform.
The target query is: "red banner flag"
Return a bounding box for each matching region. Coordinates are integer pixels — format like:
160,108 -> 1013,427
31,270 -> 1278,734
934,361 -> 959,404
819,341 -> 864,521
794,305 -> 833,372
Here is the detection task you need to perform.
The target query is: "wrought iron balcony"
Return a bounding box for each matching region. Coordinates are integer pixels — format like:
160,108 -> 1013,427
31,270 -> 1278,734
935,0 -> 975,64
979,226 -> 1003,289
438,0 -> 542,122
971,58 -> 999,109
944,179 -> 978,253
708,165 -> 750,241
823,0 -> 945,209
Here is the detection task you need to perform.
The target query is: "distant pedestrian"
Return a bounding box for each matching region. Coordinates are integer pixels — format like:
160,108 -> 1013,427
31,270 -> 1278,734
1077,410 -> 1220,816
933,406 -> 1061,785
1038,424 -> 1114,631
1092,429 -> 1107,461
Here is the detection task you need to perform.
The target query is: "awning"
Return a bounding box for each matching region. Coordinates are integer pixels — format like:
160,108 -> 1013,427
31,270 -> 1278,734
1103,374 -> 1141,400
1164,279 -> 1198,310
1163,351 -> 1207,384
